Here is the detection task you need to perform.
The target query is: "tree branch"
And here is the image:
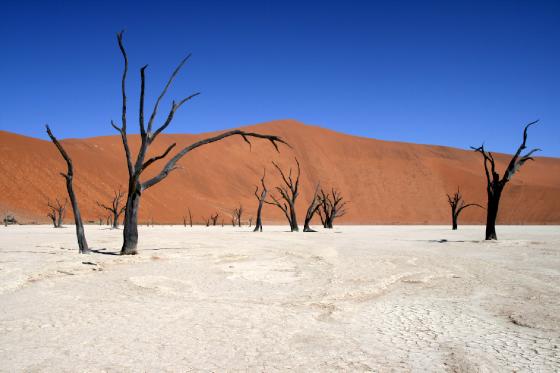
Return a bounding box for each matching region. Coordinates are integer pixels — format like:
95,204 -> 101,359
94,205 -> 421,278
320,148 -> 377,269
141,130 -> 288,190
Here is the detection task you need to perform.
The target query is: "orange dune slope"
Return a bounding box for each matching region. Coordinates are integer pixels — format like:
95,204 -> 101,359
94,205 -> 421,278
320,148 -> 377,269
0,120 -> 558,225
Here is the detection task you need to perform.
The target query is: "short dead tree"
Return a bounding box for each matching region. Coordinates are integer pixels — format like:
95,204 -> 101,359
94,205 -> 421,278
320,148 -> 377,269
266,159 -> 301,232
204,216 -> 210,227
183,208 -> 193,227
46,126 -> 89,253
303,184 -> 321,232
446,188 -> 483,230
318,188 -> 347,229
253,169 -> 268,232
248,217 -> 253,227
47,198 -> 67,228
210,212 -> 220,226
232,205 -> 243,227
111,31 -> 287,254
471,121 -> 540,240
96,188 -> 126,229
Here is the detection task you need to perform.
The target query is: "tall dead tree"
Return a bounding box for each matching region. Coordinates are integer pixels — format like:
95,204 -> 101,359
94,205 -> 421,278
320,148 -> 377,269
232,205 -> 243,227
318,188 -> 347,229
112,31 -> 287,254
96,188 -> 126,229
188,208 -> 192,227
47,198 -> 66,228
303,184 -> 321,232
267,159 -> 301,232
471,121 -> 540,240
46,125 -> 89,254
253,170 -> 268,232
446,187 -> 483,230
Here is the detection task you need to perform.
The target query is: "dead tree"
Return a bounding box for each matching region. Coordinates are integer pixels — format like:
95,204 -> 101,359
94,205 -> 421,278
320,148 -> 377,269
248,217 -> 253,227
303,184 -> 321,232
253,169 -> 268,232
47,198 -> 67,228
210,212 -> 220,226
266,159 -> 301,232
471,121 -> 540,240
232,205 -> 243,227
47,209 -> 57,227
96,188 -> 125,229
46,126 -> 89,253
111,31 -> 287,254
183,208 -> 193,227
318,188 -> 347,229
446,187 -> 483,230
204,216 -> 210,227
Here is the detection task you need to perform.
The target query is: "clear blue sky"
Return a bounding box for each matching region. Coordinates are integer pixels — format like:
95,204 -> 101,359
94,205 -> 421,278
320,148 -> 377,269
1,0 -> 558,156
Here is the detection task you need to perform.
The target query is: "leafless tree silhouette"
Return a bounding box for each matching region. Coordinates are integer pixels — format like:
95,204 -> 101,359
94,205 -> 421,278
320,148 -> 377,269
47,198 -> 67,228
46,126 -> 89,253
96,188 -> 126,229
318,188 -> 347,229
304,184 -> 321,232
232,205 -> 243,227
471,121 -> 540,240
112,31 -> 287,254
446,187 -> 483,230
266,159 -> 301,232
210,212 -> 220,226
253,169 -> 268,232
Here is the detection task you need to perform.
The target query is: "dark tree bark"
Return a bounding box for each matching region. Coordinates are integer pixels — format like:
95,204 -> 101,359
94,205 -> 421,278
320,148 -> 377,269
318,188 -> 347,229
188,208 -> 192,227
232,205 -> 243,227
253,169 -> 268,232
47,198 -> 66,228
46,125 -> 90,254
303,184 -> 321,232
472,121 -> 540,240
96,188 -> 125,229
446,187 -> 483,230
210,212 -> 220,226
112,31 -> 288,254
266,159 -> 301,232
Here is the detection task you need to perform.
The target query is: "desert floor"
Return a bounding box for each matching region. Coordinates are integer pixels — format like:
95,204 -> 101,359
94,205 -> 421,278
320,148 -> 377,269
0,225 -> 559,372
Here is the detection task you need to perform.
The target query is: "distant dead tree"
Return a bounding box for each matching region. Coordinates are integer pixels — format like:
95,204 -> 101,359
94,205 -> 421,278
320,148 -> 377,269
472,121 -> 540,240
318,188 -> 347,229
248,217 -> 253,227
303,184 -> 321,232
96,188 -> 126,229
253,169 -> 268,232
47,208 -> 57,227
183,208 -> 193,227
111,31 -> 287,254
47,198 -> 67,228
232,205 -> 243,227
204,216 -> 210,227
267,159 -> 301,232
210,212 -> 220,226
446,188 -> 483,230
46,126 -> 89,253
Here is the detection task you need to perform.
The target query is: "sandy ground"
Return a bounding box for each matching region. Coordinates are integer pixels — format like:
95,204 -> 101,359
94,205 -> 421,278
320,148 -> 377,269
0,225 -> 559,372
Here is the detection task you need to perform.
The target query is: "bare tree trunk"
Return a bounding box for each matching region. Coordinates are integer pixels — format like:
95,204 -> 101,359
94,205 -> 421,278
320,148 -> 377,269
122,183 -> 141,255
188,208 -> 193,227
303,184 -> 320,232
46,125 -> 89,254
253,170 -> 267,232
485,189 -> 501,240
472,121 -> 539,240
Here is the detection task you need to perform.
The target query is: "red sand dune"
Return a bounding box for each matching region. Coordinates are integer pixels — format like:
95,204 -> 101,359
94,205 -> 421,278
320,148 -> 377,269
0,120 -> 558,225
